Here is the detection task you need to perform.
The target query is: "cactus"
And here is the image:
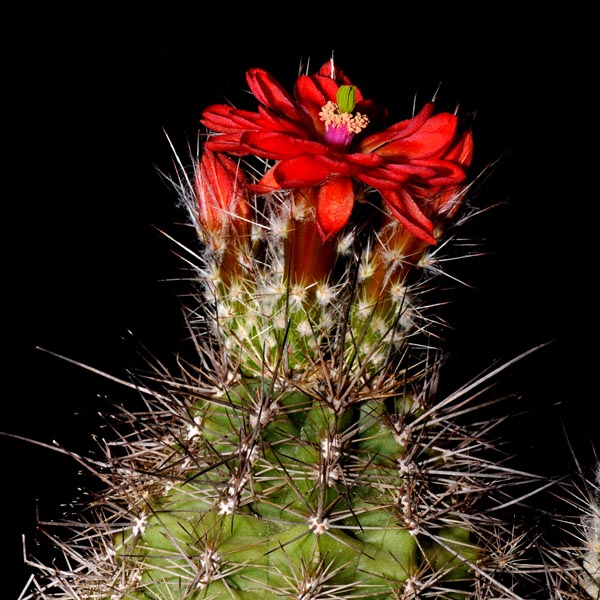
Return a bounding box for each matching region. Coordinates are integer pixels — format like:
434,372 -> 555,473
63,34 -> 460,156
17,57 -> 598,599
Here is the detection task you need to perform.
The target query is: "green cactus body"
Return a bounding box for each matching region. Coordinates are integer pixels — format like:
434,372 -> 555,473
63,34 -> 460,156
109,375 -> 479,600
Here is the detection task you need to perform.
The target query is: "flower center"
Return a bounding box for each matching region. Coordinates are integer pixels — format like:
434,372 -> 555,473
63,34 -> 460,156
319,85 -> 369,151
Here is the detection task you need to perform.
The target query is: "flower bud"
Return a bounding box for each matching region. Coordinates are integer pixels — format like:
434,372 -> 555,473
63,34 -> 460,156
194,149 -> 250,248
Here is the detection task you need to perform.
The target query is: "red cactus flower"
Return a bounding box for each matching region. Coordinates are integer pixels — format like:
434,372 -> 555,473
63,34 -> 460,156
201,59 -> 472,244
194,148 -> 250,242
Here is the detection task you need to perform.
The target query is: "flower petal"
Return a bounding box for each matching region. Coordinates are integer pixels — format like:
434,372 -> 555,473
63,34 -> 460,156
201,104 -> 271,134
204,133 -> 254,155
316,177 -> 355,241
445,130 -> 474,167
242,131 -> 327,160
344,152 -> 385,167
380,188 -> 436,245
250,166 -> 282,194
408,158 -> 467,185
375,113 -> 459,159
313,154 -> 364,177
315,60 -> 354,85
357,163 -> 439,189
358,102 -> 435,153
295,73 -> 340,107
247,68 -> 306,122
273,155 -> 332,188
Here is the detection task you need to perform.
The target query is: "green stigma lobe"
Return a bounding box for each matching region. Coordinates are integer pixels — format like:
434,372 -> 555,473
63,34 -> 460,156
336,85 -> 357,113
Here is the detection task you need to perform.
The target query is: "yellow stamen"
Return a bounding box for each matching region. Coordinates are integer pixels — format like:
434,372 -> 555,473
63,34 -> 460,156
319,101 -> 370,134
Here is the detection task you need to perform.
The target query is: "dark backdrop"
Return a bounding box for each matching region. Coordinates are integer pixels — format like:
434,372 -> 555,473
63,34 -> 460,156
5,9 -> 596,598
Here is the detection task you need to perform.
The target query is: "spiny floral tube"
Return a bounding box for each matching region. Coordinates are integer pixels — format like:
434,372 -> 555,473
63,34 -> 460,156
18,59 -> 599,600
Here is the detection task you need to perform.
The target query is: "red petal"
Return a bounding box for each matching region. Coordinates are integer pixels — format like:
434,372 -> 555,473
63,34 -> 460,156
201,104 -> 270,133
316,177 -> 355,241
375,113 -> 458,159
250,166 -> 282,193
385,102 -> 435,133
313,153 -> 362,177
358,102 -> 435,153
380,189 -> 436,245
445,130 -> 474,167
295,73 -> 339,107
204,133 -> 253,155
408,158 -> 467,185
356,157 -> 467,192
315,60 -> 354,86
256,105 -> 311,136
357,163 -> 438,189
246,68 -> 306,122
344,151 -> 385,167
242,131 -> 327,160
272,155 -> 331,188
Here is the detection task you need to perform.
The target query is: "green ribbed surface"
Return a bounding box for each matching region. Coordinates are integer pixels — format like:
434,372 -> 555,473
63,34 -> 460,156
113,385 -> 476,599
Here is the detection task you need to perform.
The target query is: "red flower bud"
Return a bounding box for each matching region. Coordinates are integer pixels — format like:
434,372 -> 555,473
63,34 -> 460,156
194,149 -> 250,240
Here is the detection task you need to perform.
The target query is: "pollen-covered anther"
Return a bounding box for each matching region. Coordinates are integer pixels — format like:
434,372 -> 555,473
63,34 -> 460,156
319,101 -> 370,134
307,515 -> 330,535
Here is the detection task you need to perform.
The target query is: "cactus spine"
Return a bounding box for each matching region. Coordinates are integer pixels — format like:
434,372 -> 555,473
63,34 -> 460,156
18,58 -> 599,599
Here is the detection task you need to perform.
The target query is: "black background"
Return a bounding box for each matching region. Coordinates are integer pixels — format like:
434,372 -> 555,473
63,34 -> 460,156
5,8 -> 597,598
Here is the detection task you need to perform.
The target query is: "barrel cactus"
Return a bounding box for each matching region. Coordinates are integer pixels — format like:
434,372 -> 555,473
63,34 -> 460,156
18,57 -> 598,599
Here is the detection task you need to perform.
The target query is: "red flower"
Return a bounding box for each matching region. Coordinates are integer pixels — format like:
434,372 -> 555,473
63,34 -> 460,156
201,60 -> 472,244
194,148 -> 250,242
